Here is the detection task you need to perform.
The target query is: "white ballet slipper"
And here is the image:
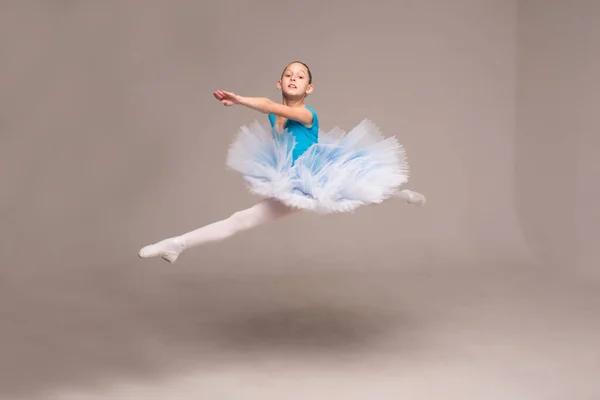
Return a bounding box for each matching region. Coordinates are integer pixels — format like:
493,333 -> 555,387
138,237 -> 187,263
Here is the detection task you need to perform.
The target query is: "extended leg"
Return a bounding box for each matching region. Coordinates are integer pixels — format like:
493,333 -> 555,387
138,198 -> 299,263
394,189 -> 426,206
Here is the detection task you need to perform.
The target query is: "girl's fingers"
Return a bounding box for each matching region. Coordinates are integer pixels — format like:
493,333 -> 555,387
213,90 -> 236,105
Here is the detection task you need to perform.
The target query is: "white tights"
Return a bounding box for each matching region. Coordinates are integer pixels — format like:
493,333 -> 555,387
138,190 -> 425,263
181,198 -> 298,247
138,198 -> 298,263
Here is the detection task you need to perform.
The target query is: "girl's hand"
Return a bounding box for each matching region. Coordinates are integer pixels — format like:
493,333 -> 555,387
213,90 -> 242,106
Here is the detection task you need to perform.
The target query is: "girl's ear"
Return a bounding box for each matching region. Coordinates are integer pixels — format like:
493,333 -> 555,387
305,84 -> 314,95
276,80 -> 282,90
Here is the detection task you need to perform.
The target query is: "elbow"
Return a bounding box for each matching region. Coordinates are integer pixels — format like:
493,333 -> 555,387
263,98 -> 276,114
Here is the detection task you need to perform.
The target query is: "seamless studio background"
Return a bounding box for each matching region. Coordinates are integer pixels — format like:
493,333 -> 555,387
1,0 -> 599,399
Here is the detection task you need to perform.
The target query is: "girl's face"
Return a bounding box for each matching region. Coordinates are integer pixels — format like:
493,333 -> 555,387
278,62 -> 313,99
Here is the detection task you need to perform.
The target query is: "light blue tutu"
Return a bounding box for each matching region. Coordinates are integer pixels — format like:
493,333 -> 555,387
226,119 -> 410,213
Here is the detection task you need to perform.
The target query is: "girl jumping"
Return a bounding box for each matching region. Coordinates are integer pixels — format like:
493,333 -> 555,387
138,61 -> 426,263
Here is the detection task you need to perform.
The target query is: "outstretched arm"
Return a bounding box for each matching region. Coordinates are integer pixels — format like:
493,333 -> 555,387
213,90 -> 314,126
242,97 -> 314,126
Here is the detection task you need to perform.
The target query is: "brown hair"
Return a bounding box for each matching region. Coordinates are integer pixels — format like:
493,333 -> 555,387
281,61 -> 312,84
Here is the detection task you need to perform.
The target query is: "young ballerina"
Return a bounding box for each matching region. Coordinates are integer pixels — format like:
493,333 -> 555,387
138,61 -> 426,263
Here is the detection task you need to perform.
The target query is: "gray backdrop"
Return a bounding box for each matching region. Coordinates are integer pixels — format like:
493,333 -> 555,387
2,0 -> 598,399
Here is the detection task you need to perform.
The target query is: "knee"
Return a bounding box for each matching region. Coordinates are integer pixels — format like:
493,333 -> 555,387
228,210 -> 255,231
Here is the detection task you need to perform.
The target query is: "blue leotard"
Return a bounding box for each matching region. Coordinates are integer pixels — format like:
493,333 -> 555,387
268,105 -> 319,162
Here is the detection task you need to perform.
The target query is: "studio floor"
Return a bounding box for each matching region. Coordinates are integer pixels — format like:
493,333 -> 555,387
5,263 -> 598,400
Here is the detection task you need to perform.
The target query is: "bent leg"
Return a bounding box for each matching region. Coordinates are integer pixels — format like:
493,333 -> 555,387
138,198 -> 299,263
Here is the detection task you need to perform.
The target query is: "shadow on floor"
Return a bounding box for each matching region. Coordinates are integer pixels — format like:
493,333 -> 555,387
209,304 -> 398,353
0,260 -> 425,400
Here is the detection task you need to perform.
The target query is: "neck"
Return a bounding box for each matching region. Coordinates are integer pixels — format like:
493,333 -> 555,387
282,94 -> 305,107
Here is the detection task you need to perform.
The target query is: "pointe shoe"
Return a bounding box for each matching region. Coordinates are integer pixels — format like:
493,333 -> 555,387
138,237 -> 186,263
399,190 -> 426,206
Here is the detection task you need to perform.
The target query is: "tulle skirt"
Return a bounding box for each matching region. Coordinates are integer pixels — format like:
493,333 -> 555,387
226,119 -> 410,213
